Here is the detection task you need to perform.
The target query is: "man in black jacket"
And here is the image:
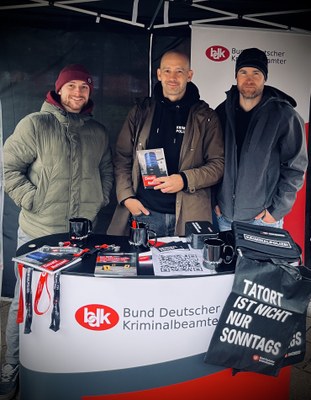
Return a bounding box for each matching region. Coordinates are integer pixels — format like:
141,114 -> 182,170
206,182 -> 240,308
214,47 -> 308,231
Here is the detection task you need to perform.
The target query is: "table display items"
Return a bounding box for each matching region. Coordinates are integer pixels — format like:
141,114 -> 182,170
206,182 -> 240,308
13,222 -> 237,337
14,239 -> 128,334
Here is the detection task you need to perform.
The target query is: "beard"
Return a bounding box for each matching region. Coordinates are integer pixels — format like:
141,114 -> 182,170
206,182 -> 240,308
238,84 -> 263,100
62,97 -> 87,113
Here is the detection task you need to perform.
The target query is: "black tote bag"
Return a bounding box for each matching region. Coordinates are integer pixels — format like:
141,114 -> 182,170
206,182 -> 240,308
204,254 -> 311,376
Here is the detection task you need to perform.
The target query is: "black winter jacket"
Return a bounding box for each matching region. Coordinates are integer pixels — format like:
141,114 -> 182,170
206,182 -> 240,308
215,85 -> 308,222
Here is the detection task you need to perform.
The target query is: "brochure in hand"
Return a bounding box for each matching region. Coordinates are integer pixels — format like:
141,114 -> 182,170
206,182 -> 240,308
12,245 -> 82,275
94,251 -> 138,277
137,148 -> 168,188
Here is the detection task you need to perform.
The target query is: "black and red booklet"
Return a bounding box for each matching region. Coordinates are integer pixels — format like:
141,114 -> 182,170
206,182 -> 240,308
137,148 -> 168,189
94,252 -> 138,277
12,246 -> 82,275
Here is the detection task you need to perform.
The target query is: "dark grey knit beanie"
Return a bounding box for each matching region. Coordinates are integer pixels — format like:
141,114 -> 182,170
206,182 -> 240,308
235,48 -> 268,80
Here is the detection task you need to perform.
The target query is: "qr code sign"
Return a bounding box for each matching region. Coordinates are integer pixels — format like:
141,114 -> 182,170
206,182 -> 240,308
159,254 -> 203,273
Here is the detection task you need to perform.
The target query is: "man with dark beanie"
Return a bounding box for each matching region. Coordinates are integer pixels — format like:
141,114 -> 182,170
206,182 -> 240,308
108,51 -> 224,237
1,64 -> 113,399
214,47 -> 308,231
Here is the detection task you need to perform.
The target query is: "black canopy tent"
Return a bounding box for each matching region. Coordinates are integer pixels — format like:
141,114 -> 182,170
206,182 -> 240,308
0,0 -> 310,298
0,0 -> 310,34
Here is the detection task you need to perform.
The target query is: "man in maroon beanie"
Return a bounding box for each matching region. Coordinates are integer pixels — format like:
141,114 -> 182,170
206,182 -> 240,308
1,64 -> 113,399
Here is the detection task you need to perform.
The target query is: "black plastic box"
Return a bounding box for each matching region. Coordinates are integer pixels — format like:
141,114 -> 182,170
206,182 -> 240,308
185,221 -> 219,249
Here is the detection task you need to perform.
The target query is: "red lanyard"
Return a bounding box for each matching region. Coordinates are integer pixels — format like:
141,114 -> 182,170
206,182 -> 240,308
34,272 -> 51,315
17,263 -> 25,324
17,264 -> 57,334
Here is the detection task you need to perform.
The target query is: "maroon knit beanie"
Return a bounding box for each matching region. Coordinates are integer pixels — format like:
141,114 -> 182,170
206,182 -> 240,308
55,64 -> 94,93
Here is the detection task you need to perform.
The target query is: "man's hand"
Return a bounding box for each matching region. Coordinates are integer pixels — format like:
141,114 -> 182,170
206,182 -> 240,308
124,198 -> 150,216
152,174 -> 184,193
255,209 -> 277,223
214,205 -> 222,217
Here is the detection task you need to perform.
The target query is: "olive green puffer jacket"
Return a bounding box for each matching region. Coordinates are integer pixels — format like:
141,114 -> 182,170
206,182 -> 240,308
4,100 -> 113,238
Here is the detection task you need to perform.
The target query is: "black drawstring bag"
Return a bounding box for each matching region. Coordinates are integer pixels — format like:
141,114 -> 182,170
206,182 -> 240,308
204,222 -> 311,376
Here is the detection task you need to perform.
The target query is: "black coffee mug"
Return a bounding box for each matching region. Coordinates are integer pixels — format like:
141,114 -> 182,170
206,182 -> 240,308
203,238 -> 234,269
129,222 -> 157,248
69,217 -> 92,244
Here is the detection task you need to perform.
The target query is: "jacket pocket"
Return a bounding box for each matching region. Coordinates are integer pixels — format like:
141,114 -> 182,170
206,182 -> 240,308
31,169 -> 50,213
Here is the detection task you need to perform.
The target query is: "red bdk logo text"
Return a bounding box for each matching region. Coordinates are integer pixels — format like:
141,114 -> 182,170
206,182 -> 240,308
205,46 -> 230,62
75,304 -> 119,330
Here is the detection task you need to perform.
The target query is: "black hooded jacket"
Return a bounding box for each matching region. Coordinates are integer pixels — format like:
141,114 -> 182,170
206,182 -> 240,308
215,85 -> 308,222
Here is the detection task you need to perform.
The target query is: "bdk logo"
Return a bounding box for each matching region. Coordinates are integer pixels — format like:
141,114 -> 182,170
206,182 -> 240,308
75,304 -> 119,331
205,45 -> 230,62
